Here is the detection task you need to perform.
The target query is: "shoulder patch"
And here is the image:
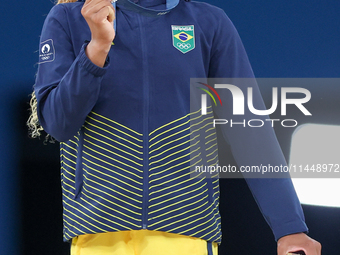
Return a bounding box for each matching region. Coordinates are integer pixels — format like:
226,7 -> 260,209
39,39 -> 55,64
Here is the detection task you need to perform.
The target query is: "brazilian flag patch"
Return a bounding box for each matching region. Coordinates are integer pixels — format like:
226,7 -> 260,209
172,25 -> 195,54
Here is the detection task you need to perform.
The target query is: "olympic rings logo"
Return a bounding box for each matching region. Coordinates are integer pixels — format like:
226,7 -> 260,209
177,42 -> 191,49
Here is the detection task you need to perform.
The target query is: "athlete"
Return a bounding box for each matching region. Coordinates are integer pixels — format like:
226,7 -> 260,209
28,0 -> 321,254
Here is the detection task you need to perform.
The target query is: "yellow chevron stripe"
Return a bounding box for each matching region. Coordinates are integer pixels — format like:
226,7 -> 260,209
207,154 -> 218,166
205,137 -> 217,146
84,125 -> 143,153
91,111 -> 143,136
191,113 -> 214,126
61,154 -> 76,168
152,193 -> 216,229
83,149 -> 143,177
149,177 -> 205,202
62,142 -> 78,153
63,233 -> 71,241
63,227 -> 75,240
85,122 -> 142,148
83,184 -> 142,217
150,112 -> 213,150
190,109 -> 214,124
62,179 -> 76,191
149,148 -> 199,171
86,116 -> 142,142
83,175 -> 142,207
149,127 -> 190,149
61,152 -> 77,165
149,133 -> 194,155
208,171 -> 219,179
79,188 -> 140,219
201,119 -> 215,130
63,205 -> 103,233
149,110 -> 199,136
205,126 -> 216,134
149,148 -> 202,177
73,196 -> 133,230
212,190 -> 219,198
62,173 -> 76,184
62,185 -> 76,197
176,205 -> 219,235
149,160 -> 194,184
206,148 -> 218,158
206,143 -> 217,152
193,222 -> 221,240
154,171 -> 207,196
201,224 -> 222,241
204,131 -> 216,140
63,223 -> 78,237
150,194 -> 208,220
85,133 -> 143,161
149,188 -> 207,215
149,140 -> 199,166
149,181 -> 206,208
187,120 -> 210,137
149,157 -> 203,192
83,168 -> 142,199
148,199 -> 209,227
81,188 -> 141,222
61,166 -> 76,178
149,160 -> 194,182
149,118 -> 190,143
60,149 -> 77,165
149,135 -> 195,160
80,196 -> 139,228
62,161 -> 76,171
193,212 -> 221,237
64,197 -> 118,231
63,218 -> 83,234
83,157 -> 142,185
87,116 -> 143,142
84,139 -> 143,167
83,163 -> 142,192
190,109 -> 212,123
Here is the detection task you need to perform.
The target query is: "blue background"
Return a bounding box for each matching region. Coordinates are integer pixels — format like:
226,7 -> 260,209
0,0 -> 339,254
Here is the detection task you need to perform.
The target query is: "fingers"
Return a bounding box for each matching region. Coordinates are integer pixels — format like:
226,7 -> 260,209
314,241 -> 322,255
277,233 -> 321,255
83,0 -> 113,15
283,242 -> 321,255
81,0 -> 116,46
82,0 -> 115,19
95,5 -> 115,23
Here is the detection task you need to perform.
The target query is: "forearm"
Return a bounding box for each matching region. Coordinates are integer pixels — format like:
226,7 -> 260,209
36,43 -> 108,142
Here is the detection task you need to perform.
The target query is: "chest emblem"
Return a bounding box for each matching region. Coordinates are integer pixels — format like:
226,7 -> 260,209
171,25 -> 195,54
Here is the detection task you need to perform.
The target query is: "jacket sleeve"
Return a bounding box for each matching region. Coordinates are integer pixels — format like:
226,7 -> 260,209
208,9 -> 309,241
35,4 -> 109,142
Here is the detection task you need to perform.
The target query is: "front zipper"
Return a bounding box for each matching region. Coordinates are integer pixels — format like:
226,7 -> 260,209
138,14 -> 150,230
74,129 -> 84,200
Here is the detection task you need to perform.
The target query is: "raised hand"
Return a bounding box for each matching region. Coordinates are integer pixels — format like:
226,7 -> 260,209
81,0 -> 116,67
